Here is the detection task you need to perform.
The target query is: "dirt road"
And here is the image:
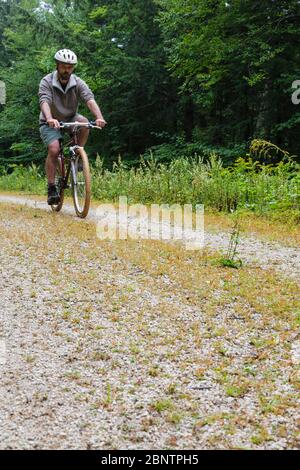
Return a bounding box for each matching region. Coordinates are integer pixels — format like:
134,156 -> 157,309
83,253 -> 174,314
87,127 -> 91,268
0,196 -> 299,449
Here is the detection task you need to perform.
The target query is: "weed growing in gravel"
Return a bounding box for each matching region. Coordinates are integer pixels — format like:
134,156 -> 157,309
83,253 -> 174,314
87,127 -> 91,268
218,219 -> 243,268
148,366 -> 160,377
225,384 -> 249,398
152,399 -> 174,413
166,383 -> 177,395
24,355 -> 36,364
92,351 -> 111,361
251,427 -> 273,445
166,412 -> 183,425
65,370 -> 81,381
103,383 -> 112,408
194,368 -> 206,381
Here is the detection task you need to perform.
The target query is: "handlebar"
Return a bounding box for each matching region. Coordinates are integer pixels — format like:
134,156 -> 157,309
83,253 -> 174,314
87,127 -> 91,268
59,120 -> 102,129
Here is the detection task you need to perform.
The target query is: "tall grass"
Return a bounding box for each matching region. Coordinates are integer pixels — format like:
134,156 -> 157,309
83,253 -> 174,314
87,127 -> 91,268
0,154 -> 299,223
0,163 -> 45,195
91,154 -> 300,222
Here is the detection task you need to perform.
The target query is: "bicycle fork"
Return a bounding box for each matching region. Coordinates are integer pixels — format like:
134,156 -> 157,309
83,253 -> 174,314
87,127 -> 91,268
70,146 -> 82,187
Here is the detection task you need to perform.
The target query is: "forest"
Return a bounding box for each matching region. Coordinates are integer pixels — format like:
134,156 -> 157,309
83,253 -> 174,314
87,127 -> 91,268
0,0 -> 300,167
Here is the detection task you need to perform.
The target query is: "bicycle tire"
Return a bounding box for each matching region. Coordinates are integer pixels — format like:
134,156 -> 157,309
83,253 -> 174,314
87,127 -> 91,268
71,147 -> 91,218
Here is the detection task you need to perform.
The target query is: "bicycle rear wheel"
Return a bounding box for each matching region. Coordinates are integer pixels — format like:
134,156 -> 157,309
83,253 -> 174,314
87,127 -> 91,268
71,147 -> 91,218
51,155 -> 65,212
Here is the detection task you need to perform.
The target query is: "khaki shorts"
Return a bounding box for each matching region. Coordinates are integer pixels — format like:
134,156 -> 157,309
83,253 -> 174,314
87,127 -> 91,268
39,114 -> 86,147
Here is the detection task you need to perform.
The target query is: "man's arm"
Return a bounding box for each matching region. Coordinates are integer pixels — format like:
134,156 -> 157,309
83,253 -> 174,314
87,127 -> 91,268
41,102 -> 52,121
86,99 -> 107,128
39,78 -> 59,128
77,77 -> 107,128
40,102 -> 60,129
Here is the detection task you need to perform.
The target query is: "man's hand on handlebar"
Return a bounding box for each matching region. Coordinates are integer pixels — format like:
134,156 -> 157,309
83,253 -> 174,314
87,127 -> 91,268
47,118 -> 60,129
95,118 -> 107,129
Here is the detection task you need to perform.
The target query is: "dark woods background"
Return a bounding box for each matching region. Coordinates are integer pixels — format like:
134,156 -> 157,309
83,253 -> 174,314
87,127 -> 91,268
0,0 -> 299,167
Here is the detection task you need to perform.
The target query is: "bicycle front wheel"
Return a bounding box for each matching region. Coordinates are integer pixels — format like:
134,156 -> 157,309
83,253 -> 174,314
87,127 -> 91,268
71,147 -> 91,218
52,155 -> 65,212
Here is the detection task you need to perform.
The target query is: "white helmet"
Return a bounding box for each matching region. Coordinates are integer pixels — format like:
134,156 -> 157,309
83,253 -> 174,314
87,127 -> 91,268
54,49 -> 78,65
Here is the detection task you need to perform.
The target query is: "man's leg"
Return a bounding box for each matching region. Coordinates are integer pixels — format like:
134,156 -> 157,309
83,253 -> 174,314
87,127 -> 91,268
45,139 -> 60,184
74,115 -> 89,146
45,139 -> 61,205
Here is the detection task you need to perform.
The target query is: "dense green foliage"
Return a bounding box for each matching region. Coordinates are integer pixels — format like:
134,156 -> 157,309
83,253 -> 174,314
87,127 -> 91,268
156,0 -> 300,155
0,0 -> 300,167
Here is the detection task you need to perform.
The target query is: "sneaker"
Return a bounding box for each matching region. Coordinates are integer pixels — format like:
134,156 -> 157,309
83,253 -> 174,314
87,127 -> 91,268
47,184 -> 60,205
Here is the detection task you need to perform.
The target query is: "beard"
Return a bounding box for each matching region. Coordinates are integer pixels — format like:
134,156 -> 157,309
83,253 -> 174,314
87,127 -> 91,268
58,70 -> 71,82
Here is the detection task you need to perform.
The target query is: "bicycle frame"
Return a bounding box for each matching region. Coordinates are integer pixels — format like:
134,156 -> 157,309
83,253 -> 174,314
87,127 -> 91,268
58,121 -> 99,189
51,120 -> 101,217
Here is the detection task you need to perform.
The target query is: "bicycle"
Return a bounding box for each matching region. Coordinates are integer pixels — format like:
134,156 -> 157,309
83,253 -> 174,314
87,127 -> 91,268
51,120 -> 100,218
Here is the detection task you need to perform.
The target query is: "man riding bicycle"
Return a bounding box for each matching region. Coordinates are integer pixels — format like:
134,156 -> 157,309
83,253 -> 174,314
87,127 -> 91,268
39,49 -> 106,205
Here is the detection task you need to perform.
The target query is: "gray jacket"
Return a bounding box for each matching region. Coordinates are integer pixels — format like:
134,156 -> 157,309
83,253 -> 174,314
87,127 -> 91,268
38,71 -> 94,123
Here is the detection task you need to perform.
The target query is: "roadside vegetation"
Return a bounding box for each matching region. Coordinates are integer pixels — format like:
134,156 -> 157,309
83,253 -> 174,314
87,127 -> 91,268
1,141 -> 299,231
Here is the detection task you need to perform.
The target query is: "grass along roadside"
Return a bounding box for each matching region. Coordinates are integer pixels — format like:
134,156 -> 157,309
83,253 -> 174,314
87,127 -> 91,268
0,153 -> 299,247
0,189 -> 299,248
0,202 -> 299,449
